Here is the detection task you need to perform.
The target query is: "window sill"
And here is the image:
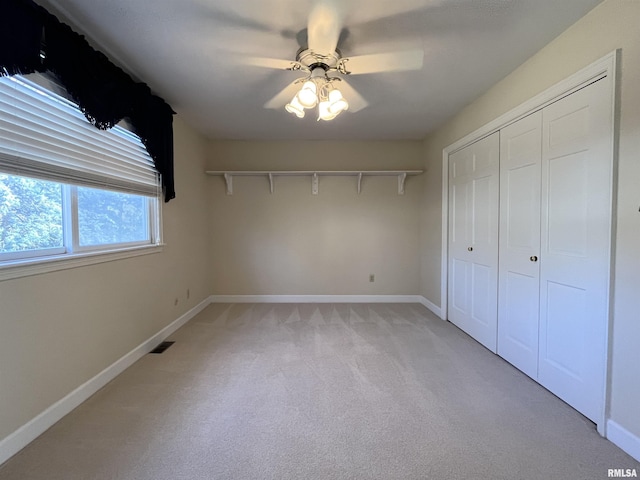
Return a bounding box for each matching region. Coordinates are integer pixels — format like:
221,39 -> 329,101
0,244 -> 164,282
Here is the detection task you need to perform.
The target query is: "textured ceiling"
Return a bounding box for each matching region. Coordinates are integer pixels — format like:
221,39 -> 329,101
36,0 -> 602,140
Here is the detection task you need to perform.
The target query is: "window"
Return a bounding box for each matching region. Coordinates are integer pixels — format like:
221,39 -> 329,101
0,74 -> 162,279
76,187 -> 150,248
0,174 -> 64,260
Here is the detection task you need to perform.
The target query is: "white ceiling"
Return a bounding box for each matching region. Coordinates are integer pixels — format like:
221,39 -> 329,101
36,0 -> 602,141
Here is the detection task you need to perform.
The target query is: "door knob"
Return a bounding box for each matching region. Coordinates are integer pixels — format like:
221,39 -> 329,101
468,247 -> 473,252
530,255 -> 538,262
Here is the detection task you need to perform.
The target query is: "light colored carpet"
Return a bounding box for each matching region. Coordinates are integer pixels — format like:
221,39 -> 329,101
0,303 -> 638,480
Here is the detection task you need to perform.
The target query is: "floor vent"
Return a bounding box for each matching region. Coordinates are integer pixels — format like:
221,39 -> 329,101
150,341 -> 174,354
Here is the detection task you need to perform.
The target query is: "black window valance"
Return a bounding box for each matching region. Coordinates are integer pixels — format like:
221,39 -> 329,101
0,0 -> 176,202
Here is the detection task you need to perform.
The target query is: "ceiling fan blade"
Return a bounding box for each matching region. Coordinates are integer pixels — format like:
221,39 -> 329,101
307,0 -> 345,55
242,56 -> 307,71
264,80 -> 304,109
339,50 -> 424,75
334,78 -> 368,113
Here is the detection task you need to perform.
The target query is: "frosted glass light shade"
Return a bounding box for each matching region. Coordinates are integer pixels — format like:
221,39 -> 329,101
285,96 -> 305,118
297,81 -> 318,108
328,89 -> 348,115
317,100 -> 337,121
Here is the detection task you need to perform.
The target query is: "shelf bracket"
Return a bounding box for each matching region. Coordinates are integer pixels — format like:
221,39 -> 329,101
312,172 -> 319,195
223,173 -> 233,195
268,173 -> 274,194
357,172 -> 363,194
398,172 -> 407,195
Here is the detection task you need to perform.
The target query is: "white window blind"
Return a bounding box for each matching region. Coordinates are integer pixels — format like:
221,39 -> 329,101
0,75 -> 159,196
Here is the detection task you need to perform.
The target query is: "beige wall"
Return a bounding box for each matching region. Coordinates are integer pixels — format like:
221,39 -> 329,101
4,0 -> 639,460
420,0 -> 640,441
0,116 -> 212,441
208,141 -> 423,295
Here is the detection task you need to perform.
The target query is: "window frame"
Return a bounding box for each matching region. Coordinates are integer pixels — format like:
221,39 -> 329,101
0,74 -> 164,281
0,174 -> 163,281
70,184 -> 156,252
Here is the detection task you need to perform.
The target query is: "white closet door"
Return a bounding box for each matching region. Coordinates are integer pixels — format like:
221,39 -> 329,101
497,111 -> 542,379
538,79 -> 612,423
448,132 -> 499,352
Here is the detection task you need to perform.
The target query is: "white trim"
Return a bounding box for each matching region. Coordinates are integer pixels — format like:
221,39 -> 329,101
0,244 -> 164,282
210,294 -> 425,304
440,145 -> 449,321
0,295 -> 213,467
606,420 -> 640,462
603,50 -> 621,438
440,50 -> 617,433
211,294 -> 442,317
418,296 -> 442,318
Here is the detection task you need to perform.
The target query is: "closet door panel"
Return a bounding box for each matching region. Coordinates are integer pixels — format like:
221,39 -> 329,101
471,263 -> 492,326
547,154 -> 588,257
448,147 -> 473,327
497,111 -> 542,379
538,78 -> 612,423
543,281 -> 587,378
448,132 -> 499,352
450,258 -> 469,315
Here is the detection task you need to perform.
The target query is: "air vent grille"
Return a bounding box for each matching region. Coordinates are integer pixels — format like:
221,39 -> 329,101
150,341 -> 174,354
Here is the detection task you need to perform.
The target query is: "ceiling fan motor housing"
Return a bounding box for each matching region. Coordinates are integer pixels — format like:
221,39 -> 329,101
296,47 -> 342,71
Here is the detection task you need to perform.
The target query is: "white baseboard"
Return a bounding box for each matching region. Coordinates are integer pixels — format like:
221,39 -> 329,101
418,296 -> 442,318
210,294 -> 425,304
0,295 -> 213,467
607,419 -> 640,462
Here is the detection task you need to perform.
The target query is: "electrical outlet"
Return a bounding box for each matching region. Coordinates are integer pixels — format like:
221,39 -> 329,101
369,274 -> 375,282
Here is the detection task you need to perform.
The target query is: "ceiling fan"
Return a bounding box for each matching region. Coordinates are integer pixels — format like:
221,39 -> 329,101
244,0 -> 424,121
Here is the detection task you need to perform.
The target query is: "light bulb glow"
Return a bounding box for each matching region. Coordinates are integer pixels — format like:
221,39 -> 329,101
296,81 -> 318,108
328,88 -> 349,115
317,100 -> 337,121
285,96 -> 305,118
284,76 -> 351,121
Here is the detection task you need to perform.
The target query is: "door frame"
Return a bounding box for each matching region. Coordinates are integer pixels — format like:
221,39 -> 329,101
440,50 -> 618,435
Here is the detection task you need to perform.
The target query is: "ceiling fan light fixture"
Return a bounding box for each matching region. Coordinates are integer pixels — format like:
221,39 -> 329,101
297,80 -> 318,108
317,99 -> 338,121
328,88 -> 348,115
285,96 -> 305,118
